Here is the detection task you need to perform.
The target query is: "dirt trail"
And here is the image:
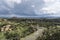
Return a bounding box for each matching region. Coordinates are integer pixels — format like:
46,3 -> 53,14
21,27 -> 46,40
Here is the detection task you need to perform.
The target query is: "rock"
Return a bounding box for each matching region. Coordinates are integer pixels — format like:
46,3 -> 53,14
1,25 -> 12,32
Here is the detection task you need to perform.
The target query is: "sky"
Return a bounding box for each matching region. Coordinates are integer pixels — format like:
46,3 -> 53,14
0,0 -> 60,17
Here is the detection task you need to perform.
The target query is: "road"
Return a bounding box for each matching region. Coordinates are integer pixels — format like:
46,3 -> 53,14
21,27 -> 46,40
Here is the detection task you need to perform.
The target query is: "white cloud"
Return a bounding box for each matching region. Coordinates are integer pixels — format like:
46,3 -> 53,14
44,0 -> 55,3
6,0 -> 22,4
31,5 -> 35,8
40,0 -> 60,15
5,0 -> 22,8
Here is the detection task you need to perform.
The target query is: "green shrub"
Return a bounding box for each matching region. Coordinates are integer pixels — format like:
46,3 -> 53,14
5,31 -> 20,40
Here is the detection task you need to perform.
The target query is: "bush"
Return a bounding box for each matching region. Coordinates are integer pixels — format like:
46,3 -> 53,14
0,32 -> 6,40
5,31 -> 20,40
36,26 -> 60,40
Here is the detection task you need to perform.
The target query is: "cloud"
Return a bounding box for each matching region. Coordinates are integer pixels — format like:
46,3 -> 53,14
6,0 -> 22,4
0,0 -> 46,17
44,0 -> 55,3
0,0 -> 60,17
31,5 -> 35,8
40,0 -> 60,15
5,0 -> 22,8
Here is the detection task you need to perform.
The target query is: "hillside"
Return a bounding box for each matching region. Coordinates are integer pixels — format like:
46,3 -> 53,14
0,18 -> 60,40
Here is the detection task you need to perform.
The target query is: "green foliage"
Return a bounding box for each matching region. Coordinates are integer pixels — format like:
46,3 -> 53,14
0,32 -> 6,40
5,31 -> 20,40
0,18 -> 60,40
36,26 -> 60,40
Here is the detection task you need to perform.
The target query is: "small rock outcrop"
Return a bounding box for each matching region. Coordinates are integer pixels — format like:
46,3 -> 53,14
1,25 -> 12,32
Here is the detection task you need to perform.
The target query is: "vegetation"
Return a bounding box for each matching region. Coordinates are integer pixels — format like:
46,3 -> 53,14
36,25 -> 60,40
0,18 -> 60,40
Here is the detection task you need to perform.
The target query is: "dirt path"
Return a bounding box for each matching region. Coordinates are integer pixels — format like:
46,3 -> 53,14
21,27 -> 46,40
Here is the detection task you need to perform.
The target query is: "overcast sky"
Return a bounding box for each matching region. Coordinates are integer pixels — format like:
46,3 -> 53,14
0,0 -> 60,17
